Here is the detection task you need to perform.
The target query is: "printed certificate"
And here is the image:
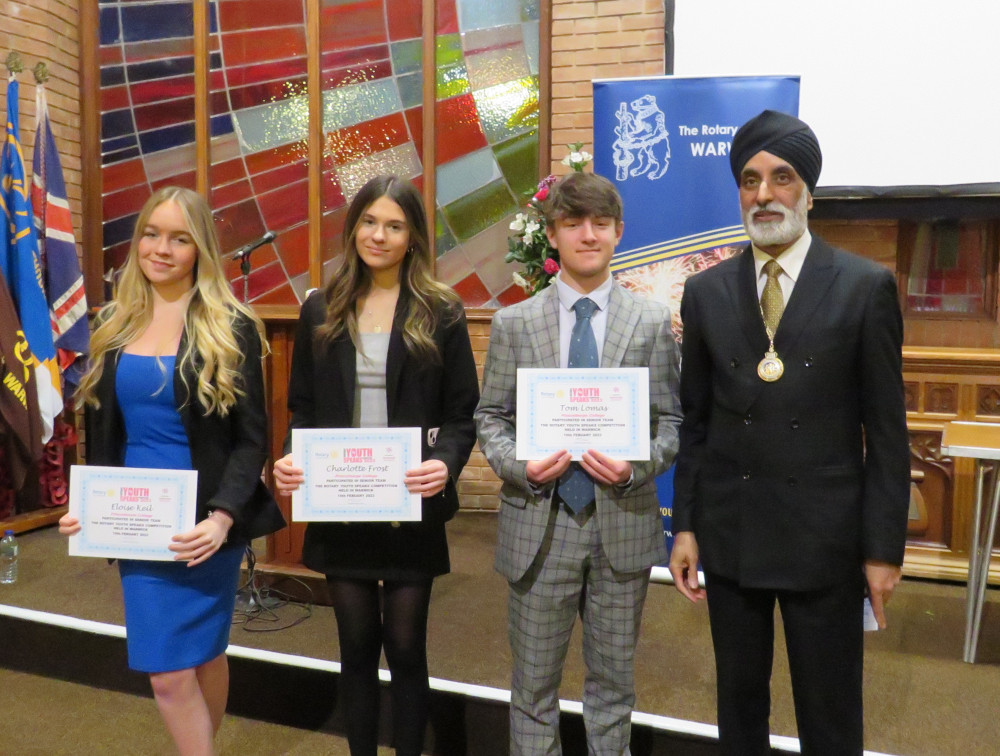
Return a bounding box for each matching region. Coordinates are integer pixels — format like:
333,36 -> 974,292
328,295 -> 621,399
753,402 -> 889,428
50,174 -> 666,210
516,368 -> 650,460
292,427 -> 422,522
68,465 -> 198,561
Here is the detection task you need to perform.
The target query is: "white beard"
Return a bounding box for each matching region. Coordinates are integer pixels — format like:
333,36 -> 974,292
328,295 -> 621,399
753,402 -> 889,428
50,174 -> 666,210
743,190 -> 809,248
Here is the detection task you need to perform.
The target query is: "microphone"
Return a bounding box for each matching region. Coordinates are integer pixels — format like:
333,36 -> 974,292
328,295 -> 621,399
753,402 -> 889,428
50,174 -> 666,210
231,231 -> 276,262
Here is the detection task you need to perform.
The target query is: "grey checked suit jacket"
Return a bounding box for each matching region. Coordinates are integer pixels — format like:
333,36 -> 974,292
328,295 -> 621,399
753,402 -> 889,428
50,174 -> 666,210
475,282 -> 682,582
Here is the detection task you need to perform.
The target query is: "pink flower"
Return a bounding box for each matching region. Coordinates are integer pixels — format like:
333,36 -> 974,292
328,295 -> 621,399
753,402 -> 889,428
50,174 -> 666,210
533,185 -> 549,202
543,258 -> 560,275
538,174 -> 558,189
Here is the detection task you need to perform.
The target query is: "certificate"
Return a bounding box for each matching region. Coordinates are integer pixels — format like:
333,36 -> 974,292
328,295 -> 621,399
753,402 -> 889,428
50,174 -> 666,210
516,368 -> 650,460
68,465 -> 198,561
292,427 -> 422,522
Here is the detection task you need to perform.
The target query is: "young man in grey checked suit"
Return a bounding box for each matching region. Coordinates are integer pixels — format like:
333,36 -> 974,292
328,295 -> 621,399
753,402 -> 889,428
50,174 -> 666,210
475,171 -> 682,755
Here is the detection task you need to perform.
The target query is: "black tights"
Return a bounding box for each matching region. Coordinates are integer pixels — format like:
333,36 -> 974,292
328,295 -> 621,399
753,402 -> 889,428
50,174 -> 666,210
328,577 -> 433,756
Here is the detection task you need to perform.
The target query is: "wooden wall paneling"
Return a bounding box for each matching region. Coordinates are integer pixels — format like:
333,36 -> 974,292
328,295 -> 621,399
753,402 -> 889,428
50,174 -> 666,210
194,0 -> 210,195
307,0 -> 322,290
79,1 -> 102,304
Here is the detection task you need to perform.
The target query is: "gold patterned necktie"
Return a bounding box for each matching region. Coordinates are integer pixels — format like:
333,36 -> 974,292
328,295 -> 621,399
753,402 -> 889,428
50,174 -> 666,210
761,259 -> 785,337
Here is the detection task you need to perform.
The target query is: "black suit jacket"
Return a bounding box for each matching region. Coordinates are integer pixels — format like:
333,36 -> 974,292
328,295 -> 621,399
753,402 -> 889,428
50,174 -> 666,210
86,312 -> 286,545
672,237 -> 910,590
284,289 -> 479,576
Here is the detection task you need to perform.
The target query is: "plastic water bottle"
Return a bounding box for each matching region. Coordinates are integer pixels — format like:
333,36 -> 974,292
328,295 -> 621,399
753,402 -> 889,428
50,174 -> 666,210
0,530 -> 18,584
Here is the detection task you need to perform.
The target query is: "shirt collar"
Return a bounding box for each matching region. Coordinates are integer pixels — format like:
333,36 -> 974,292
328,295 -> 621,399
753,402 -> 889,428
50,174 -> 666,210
752,229 -> 812,283
555,271 -> 613,313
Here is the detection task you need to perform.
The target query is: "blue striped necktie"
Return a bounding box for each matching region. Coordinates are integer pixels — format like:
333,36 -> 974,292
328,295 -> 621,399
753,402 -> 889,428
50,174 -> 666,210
557,297 -> 598,513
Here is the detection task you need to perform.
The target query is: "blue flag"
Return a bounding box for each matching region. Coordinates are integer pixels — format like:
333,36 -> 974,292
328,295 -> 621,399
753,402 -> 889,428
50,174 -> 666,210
1,76 -> 61,441
32,84 -> 89,388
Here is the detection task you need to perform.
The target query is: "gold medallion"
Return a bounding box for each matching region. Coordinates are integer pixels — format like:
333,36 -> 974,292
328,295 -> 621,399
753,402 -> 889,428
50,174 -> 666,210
757,349 -> 784,382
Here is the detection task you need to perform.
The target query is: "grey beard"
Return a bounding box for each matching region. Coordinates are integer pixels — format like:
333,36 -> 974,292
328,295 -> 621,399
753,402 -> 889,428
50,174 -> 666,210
744,193 -> 809,248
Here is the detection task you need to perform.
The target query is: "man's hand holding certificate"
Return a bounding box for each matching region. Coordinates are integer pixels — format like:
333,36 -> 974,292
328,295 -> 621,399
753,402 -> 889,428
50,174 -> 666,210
67,465 -> 198,561
516,368 -> 650,461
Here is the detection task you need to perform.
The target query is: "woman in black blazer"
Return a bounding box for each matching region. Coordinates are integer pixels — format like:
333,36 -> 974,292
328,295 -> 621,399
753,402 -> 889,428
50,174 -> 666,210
273,175 -> 479,756
60,186 -> 284,755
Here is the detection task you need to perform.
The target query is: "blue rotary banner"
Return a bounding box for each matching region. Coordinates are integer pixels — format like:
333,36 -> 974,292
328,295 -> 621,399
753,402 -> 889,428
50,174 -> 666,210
592,75 -> 800,558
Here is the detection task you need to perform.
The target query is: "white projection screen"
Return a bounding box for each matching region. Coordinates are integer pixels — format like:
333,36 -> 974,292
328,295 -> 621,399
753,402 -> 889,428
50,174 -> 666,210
672,1 -> 1000,196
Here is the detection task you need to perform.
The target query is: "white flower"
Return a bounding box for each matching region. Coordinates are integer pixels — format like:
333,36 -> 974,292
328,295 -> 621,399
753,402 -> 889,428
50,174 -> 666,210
522,232 -> 534,245
509,213 -> 526,232
512,271 -> 530,291
524,220 -> 540,235
562,150 -> 591,167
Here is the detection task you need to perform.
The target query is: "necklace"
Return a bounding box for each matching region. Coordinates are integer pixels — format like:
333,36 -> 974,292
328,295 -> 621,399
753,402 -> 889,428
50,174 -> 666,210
756,305 -> 784,382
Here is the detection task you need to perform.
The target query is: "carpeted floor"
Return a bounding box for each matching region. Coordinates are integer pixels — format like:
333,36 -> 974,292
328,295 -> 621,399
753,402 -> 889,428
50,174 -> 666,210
2,512 -> 1000,755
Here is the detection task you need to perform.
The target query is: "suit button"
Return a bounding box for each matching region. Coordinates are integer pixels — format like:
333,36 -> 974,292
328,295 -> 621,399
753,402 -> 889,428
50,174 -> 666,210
804,357 -> 814,367
787,477 -> 797,486
744,414 -> 752,425
730,358 -> 740,369
742,472 -> 751,480
790,419 -> 800,429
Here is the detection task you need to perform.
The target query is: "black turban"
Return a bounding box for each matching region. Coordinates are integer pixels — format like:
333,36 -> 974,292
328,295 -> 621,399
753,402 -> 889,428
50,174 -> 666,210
730,110 -> 822,193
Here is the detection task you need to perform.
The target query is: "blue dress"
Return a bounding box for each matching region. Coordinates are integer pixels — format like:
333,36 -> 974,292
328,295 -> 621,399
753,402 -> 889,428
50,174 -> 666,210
115,353 -> 243,673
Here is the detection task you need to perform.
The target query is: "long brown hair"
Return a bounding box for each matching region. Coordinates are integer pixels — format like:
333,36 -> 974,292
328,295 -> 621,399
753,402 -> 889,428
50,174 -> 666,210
317,175 -> 460,363
76,186 -> 266,415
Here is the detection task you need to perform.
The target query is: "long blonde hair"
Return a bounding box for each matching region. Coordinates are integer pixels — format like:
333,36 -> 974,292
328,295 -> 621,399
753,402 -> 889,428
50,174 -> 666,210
317,175 -> 460,363
77,186 -> 267,416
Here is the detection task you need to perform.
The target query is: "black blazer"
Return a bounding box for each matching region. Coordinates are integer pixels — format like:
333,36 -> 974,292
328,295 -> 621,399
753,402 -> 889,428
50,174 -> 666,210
284,289 -> 480,576
86,311 -> 286,545
672,238 -> 910,590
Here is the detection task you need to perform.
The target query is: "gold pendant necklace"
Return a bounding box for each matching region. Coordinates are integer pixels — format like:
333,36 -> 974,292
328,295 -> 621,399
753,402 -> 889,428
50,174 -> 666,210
757,307 -> 784,382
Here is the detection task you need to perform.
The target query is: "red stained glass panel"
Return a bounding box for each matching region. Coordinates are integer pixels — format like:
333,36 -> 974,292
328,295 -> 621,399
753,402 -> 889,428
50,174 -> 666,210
222,27 -> 306,68
101,85 -> 130,113
258,181 -> 309,231
134,98 -> 195,132
436,94 -> 487,165
103,158 -> 148,194
130,77 -> 195,106
252,161 -> 309,196
218,0 -> 304,30
325,112 -> 410,167
321,0 -> 387,52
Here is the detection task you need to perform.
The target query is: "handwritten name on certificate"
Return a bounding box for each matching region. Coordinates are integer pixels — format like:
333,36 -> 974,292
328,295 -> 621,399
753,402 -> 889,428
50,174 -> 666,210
68,465 -> 198,561
292,428 -> 422,522
516,368 -> 650,461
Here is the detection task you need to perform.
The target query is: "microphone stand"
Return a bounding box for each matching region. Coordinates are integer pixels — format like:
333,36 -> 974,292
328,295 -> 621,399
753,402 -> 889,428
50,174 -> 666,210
230,231 -> 276,304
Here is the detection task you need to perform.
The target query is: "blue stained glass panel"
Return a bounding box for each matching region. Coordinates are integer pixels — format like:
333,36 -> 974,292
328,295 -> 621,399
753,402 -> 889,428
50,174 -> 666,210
121,3 -> 194,43
210,113 -> 234,137
139,123 -> 196,154
102,110 -> 136,140
104,213 -> 140,248
102,135 -> 138,153
100,66 -> 126,87
99,8 -> 121,45
102,147 -> 141,166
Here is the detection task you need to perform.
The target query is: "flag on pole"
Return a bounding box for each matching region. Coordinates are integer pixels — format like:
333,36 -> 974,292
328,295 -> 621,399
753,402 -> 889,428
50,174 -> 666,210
1,75 -> 61,442
32,83 -> 89,388
0,267 -> 43,490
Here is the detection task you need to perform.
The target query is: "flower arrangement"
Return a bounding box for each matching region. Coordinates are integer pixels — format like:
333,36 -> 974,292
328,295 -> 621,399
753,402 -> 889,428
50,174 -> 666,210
506,143 -> 593,295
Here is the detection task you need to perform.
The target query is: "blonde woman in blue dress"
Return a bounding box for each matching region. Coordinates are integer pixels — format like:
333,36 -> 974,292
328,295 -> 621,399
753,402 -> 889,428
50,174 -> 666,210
60,186 -> 284,755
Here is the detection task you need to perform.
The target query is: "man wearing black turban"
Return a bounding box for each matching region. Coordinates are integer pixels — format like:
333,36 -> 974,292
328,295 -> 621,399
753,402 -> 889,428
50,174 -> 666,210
669,110 -> 910,755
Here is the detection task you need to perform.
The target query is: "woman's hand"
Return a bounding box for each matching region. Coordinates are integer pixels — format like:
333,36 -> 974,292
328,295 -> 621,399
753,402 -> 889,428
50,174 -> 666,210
405,459 -> 449,498
273,453 -> 304,495
58,513 -> 81,536
170,510 -> 233,567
